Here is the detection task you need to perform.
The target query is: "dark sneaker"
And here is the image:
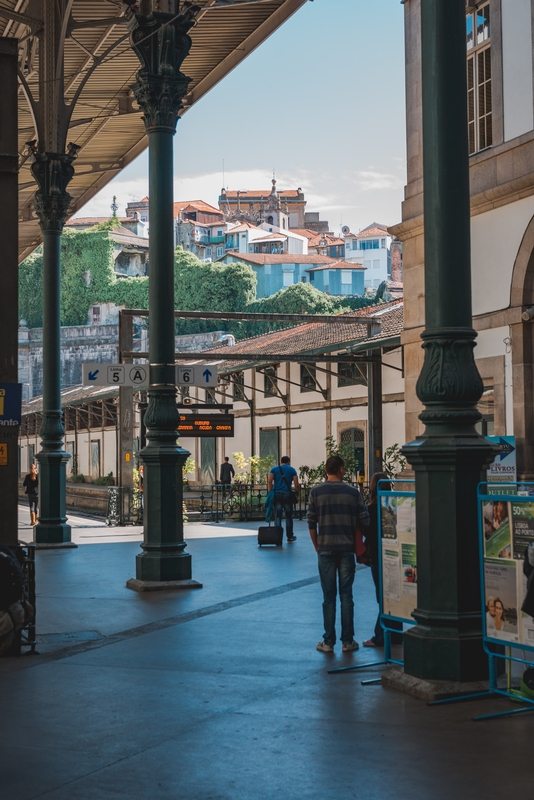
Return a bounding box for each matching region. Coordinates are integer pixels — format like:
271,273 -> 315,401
316,640 -> 334,653
342,640 -> 359,652
287,536 -> 297,542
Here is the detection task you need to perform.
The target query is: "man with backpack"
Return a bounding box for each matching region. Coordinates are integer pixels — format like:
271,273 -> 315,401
267,456 -> 300,543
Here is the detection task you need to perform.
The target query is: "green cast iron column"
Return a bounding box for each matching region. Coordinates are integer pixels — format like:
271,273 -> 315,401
128,9 -> 198,584
31,152 -> 76,544
401,0 -> 496,682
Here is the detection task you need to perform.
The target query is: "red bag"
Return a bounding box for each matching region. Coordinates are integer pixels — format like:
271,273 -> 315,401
355,528 -> 370,565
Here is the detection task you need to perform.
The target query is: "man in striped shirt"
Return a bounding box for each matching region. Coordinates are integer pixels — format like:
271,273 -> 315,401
308,455 -> 370,653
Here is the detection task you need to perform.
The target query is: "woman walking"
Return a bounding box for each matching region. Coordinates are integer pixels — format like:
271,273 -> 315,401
23,462 -> 39,526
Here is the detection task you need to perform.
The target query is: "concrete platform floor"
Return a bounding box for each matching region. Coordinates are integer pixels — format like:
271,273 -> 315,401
1,512 -> 532,799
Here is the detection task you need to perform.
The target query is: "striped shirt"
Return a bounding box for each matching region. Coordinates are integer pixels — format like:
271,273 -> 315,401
307,481 -> 370,552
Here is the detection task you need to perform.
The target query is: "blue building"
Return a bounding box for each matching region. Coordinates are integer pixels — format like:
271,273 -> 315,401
218,252 -> 366,299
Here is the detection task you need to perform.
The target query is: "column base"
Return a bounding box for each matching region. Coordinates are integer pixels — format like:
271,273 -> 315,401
34,523 -> 73,545
382,666 -> 490,703
126,577 -> 202,592
403,623 -> 488,683
34,540 -> 77,550
135,550 -> 193,583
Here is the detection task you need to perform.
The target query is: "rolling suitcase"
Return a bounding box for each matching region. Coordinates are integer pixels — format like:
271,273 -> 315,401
258,522 -> 283,547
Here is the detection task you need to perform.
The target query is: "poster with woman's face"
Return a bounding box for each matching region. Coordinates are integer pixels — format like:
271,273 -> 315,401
484,560 -> 519,643
483,501 -> 511,559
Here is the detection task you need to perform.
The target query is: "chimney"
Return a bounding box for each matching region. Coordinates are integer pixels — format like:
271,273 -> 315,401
391,239 -> 403,282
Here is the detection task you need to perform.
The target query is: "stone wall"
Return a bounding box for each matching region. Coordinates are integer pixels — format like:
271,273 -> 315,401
18,323 -> 226,401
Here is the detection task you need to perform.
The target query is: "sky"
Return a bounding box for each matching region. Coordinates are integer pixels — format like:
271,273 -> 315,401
75,0 -> 406,236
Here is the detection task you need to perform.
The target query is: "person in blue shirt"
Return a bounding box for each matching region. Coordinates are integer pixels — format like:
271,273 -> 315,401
267,456 -> 300,543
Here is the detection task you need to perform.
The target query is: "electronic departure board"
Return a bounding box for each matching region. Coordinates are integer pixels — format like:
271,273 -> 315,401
177,414 -> 235,437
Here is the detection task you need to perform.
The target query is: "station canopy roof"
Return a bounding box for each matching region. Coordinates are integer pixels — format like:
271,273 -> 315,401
0,0 -> 307,262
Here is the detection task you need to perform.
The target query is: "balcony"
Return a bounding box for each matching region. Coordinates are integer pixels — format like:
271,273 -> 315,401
210,235 -> 226,244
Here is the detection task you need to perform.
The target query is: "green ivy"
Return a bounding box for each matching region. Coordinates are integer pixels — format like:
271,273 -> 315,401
19,232 -> 384,339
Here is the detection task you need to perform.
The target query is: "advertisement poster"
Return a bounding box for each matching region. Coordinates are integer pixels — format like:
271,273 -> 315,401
481,494 -> 534,650
482,500 -> 512,559
486,436 -> 516,484
383,549 -> 401,602
380,494 -> 417,621
511,502 -> 534,559
484,561 -> 519,643
401,544 -> 417,596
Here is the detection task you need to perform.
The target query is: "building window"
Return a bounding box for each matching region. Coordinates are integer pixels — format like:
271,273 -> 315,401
206,247 -> 212,258
381,239 -> 386,248
216,247 -> 224,258
92,305 -> 101,324
338,362 -> 367,388
352,240 -> 358,250
373,260 -> 380,270
300,364 -> 316,393
232,372 -> 246,401
341,270 -> 352,284
360,239 -> 380,251
283,271 -> 293,287
309,272 -> 315,282
467,3 -> 492,154
262,366 -> 278,398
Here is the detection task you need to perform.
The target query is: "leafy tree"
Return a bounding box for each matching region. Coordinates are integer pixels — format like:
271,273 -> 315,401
18,248 -> 44,328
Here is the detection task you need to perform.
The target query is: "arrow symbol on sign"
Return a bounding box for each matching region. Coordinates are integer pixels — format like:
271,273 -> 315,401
498,437 -> 515,461
88,370 -> 99,381
203,369 -> 212,383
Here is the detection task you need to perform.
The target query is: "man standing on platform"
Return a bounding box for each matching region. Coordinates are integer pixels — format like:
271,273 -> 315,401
308,455 -> 369,653
219,456 -> 235,487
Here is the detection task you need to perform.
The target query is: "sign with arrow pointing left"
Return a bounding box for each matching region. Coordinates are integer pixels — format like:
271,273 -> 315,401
83,363 -> 148,388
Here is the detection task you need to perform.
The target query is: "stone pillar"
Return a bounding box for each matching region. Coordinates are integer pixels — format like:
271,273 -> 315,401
31,152 -> 76,545
367,351 -> 383,478
126,9 -> 201,589
401,0 -> 495,683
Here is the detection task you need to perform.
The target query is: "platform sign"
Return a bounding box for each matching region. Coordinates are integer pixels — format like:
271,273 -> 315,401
176,366 -> 218,387
83,363 -> 148,387
0,383 -> 22,426
177,414 -> 234,437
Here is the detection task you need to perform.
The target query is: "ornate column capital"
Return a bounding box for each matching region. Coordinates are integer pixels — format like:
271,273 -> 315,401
416,327 -> 484,427
31,152 -> 76,233
129,11 -> 196,133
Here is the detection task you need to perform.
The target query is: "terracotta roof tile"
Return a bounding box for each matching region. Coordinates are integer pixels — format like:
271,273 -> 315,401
173,199 -> 223,216
224,190 -> 300,199
201,301 -> 404,368
223,253 -> 340,266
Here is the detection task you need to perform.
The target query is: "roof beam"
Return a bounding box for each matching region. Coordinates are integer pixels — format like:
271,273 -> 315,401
124,351 -> 381,364
120,308 -> 382,328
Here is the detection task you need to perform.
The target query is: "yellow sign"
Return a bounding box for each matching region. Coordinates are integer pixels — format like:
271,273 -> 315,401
0,389 -> 4,417
125,452 -> 131,462
0,443 -> 7,465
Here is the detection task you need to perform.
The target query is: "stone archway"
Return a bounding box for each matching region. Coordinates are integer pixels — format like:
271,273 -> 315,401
510,214 -> 534,478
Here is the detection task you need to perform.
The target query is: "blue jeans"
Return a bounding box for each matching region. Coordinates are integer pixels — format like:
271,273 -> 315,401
275,492 -> 293,538
318,551 -> 356,645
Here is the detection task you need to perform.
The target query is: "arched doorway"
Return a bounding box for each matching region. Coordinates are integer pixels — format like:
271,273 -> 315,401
340,427 -> 365,476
